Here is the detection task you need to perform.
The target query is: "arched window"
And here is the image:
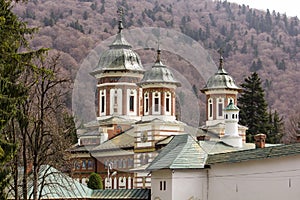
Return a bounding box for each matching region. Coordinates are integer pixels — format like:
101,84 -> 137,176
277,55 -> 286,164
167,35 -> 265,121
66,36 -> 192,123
127,89 -> 137,115
217,98 -> 224,119
100,90 -> 106,116
208,98 -> 213,119
152,92 -> 161,114
144,93 -> 149,115
165,92 -> 171,115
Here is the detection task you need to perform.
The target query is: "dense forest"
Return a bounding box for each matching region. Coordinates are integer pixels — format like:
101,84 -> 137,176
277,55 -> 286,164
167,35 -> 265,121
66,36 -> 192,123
13,0 -> 300,129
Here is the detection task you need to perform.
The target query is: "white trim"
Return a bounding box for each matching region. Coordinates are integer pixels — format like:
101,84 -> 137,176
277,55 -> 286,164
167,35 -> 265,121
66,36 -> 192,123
93,72 -> 143,79
216,97 -> 224,120
99,89 -> 106,116
228,97 -> 235,105
97,82 -> 138,87
164,92 -> 172,116
110,89 -> 122,115
144,92 -> 149,115
204,89 -> 239,95
127,89 -> 137,116
208,98 -> 213,120
141,83 -> 177,89
152,91 -> 161,115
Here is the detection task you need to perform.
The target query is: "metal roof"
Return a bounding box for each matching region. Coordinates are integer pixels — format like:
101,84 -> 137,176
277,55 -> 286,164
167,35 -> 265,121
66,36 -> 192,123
147,134 -> 207,170
139,50 -> 180,87
206,143 -> 300,164
91,128 -> 135,151
201,57 -> 240,92
91,32 -> 144,75
8,165 -> 93,199
92,189 -> 150,199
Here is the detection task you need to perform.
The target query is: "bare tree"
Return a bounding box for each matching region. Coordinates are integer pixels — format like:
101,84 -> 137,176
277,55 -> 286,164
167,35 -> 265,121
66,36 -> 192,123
6,53 -> 76,200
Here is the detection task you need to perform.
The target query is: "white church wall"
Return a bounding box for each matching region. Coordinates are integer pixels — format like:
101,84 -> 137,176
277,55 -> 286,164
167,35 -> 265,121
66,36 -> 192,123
151,170 -> 173,200
208,154 -> 300,200
172,169 -> 207,200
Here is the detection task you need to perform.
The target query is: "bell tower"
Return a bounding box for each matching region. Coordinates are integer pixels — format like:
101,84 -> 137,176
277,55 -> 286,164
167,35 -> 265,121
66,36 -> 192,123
90,8 -> 145,122
201,50 -> 246,141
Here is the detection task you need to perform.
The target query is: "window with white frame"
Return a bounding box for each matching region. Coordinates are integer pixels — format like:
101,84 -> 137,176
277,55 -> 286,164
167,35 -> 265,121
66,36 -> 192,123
153,92 -> 161,114
100,90 -> 106,115
127,89 -> 137,115
208,98 -> 213,119
165,92 -> 171,115
144,93 -> 149,115
228,97 -> 234,105
217,98 -> 224,119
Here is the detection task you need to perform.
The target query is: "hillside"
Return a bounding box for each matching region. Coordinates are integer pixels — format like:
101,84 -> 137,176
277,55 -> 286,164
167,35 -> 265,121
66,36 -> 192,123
13,0 -> 300,127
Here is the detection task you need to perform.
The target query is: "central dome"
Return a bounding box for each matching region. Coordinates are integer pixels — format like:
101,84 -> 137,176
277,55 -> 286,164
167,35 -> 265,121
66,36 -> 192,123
91,18 -> 144,76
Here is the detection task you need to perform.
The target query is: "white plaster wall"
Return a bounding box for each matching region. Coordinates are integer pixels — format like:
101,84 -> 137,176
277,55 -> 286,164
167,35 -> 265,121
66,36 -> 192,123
151,170 -> 173,200
172,170 -> 207,200
208,155 -> 300,200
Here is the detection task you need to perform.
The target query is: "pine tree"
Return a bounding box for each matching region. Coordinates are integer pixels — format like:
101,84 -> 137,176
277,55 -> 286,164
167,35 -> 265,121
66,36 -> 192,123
268,110 -> 284,143
238,72 -> 269,142
0,0 -> 45,198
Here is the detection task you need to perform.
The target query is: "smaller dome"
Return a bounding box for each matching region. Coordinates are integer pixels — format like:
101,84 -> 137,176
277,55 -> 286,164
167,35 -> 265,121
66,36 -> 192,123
202,56 -> 240,91
139,49 -> 181,87
224,100 -> 239,111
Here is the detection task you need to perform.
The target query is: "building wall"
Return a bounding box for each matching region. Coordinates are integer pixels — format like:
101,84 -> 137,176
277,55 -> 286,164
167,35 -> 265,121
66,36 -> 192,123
172,170 -> 207,200
208,155 -> 300,200
151,170 -> 173,200
151,169 -> 207,200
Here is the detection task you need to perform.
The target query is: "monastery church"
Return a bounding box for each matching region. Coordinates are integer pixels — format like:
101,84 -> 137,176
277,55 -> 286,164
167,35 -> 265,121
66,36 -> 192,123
70,9 -> 300,200
70,9 -> 247,188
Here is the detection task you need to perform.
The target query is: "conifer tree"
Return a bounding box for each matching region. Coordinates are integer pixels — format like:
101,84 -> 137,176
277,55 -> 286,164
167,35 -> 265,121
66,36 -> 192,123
267,110 -> 284,143
0,0 -> 45,198
238,72 -> 269,142
87,173 -> 103,189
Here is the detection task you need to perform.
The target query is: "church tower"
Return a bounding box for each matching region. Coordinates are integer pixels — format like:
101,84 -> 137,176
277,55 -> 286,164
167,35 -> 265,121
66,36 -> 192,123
201,51 -> 246,141
90,8 -> 145,138
134,48 -> 184,189
138,48 -> 181,122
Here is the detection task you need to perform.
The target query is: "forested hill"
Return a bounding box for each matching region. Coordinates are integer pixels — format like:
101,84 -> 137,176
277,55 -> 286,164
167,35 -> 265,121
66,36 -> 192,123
13,0 -> 300,123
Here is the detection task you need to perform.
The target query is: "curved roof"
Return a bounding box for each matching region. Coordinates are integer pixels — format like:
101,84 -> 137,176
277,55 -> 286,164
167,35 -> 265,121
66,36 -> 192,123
139,49 -> 181,87
91,21 -> 144,75
202,57 -> 240,91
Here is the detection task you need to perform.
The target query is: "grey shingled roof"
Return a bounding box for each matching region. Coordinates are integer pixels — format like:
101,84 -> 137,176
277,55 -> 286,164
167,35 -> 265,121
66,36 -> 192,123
147,134 -> 207,170
206,143 -> 300,164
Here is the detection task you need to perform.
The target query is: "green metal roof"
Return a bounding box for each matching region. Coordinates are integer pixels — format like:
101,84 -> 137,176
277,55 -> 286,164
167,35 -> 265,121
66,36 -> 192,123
91,127 -> 135,152
92,189 -> 150,199
201,58 -> 240,92
147,134 -> 207,170
8,165 -> 93,199
206,143 -> 300,164
224,100 -> 239,111
91,32 -> 144,75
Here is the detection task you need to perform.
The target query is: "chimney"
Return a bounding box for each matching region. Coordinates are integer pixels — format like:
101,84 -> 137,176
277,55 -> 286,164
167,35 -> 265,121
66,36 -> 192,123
254,134 -> 266,148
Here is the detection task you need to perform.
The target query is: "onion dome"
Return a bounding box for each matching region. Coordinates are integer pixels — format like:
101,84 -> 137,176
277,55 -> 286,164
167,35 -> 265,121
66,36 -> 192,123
91,8 -> 144,76
139,48 -> 181,87
202,55 -> 241,92
224,100 -> 239,111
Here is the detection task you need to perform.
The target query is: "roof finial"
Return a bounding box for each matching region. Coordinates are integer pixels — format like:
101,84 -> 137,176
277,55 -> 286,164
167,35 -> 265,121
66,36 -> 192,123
117,7 -> 124,33
156,35 -> 161,63
218,48 -> 224,70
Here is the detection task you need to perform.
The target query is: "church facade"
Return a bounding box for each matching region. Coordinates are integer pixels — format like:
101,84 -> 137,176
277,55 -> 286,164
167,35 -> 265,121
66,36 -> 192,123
69,9 -> 246,189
